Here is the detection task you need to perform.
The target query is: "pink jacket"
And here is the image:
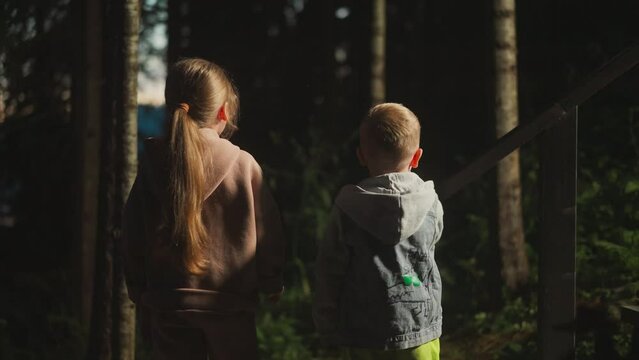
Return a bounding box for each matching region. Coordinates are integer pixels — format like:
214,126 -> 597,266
122,128 -> 285,312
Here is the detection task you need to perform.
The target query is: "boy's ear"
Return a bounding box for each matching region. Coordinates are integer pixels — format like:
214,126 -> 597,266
356,147 -> 366,167
409,148 -> 423,169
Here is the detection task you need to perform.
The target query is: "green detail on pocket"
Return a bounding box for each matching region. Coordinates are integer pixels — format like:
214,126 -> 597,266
402,274 -> 423,287
402,274 -> 413,286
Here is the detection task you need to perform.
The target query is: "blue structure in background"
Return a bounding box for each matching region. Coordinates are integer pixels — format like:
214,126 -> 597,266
137,105 -> 166,154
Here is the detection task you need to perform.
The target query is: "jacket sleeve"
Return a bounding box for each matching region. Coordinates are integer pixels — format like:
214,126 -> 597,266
312,206 -> 349,343
252,164 -> 286,295
122,167 -> 147,304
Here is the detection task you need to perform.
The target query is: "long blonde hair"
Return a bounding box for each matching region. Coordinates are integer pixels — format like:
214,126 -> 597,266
164,58 -> 239,274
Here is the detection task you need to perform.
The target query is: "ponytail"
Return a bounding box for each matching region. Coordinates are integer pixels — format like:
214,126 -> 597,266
163,58 -> 240,274
167,106 -> 208,274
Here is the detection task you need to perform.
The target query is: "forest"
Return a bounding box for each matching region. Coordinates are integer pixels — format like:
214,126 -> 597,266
0,0 -> 638,359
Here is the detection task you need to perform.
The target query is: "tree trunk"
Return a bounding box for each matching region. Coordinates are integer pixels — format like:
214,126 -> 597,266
114,0 -> 139,359
84,0 -> 113,357
494,0 -> 529,290
371,0 -> 386,105
86,0 -> 138,358
73,0 -> 103,331
88,88 -> 115,360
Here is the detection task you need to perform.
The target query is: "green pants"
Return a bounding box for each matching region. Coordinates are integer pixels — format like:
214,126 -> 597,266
343,339 -> 440,360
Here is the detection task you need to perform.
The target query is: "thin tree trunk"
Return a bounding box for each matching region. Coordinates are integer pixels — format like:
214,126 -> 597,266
84,0 -> 114,357
114,0 -> 139,359
371,0 -> 386,105
73,0 -> 103,330
88,84 -> 115,360
87,226 -> 114,360
494,0 -> 529,290
87,0 -> 138,358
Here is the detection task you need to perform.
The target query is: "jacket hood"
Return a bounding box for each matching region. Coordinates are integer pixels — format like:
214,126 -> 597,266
335,172 -> 438,245
142,128 -> 241,200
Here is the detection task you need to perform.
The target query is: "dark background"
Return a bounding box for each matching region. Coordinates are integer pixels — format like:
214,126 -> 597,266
0,0 -> 638,358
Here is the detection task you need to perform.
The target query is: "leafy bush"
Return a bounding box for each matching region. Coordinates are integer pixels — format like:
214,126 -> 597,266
256,286 -> 315,360
257,312 -> 312,360
0,271 -> 86,360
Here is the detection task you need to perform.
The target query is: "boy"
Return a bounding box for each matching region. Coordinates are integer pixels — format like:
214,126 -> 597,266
313,103 -> 444,359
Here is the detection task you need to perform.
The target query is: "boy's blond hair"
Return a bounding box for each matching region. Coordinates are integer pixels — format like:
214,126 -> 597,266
360,103 -> 421,166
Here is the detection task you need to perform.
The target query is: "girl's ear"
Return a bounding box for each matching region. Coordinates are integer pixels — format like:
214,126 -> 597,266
409,148 -> 423,169
356,147 -> 366,167
217,102 -> 228,121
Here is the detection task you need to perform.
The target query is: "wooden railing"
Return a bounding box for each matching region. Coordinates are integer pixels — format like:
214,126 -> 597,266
440,43 -> 639,359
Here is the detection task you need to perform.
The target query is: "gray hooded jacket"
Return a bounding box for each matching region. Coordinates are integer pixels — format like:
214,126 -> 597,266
313,172 -> 444,350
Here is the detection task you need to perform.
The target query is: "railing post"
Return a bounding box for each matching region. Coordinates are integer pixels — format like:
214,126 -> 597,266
539,106 -> 578,359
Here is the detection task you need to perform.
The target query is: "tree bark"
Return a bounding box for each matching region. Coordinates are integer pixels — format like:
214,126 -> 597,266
73,0 -> 103,331
84,0 -> 113,357
494,0 -> 529,290
114,0 -> 139,359
86,0 -> 138,358
371,0 -> 386,105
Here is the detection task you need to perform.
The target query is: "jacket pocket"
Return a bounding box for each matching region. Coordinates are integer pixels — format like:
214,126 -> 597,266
343,283 -> 432,339
342,298 -> 431,339
387,298 -> 431,335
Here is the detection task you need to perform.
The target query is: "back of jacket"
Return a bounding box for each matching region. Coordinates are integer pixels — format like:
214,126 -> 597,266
313,172 -> 444,350
122,128 -> 285,312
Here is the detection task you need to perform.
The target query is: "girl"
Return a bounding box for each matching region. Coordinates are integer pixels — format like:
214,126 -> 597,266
123,58 -> 285,360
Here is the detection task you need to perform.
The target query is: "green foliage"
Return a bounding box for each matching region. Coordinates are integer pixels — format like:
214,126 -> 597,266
256,286 -> 315,360
443,295 -> 537,359
577,103 -> 639,297
0,0 -> 73,118
257,312 -> 312,360
0,318 -> 11,360
571,102 -> 639,358
267,125 -> 355,263
1,1 -> 637,358
471,297 -> 537,335
439,99 -> 638,358
42,315 -> 85,360
0,271 -> 86,360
